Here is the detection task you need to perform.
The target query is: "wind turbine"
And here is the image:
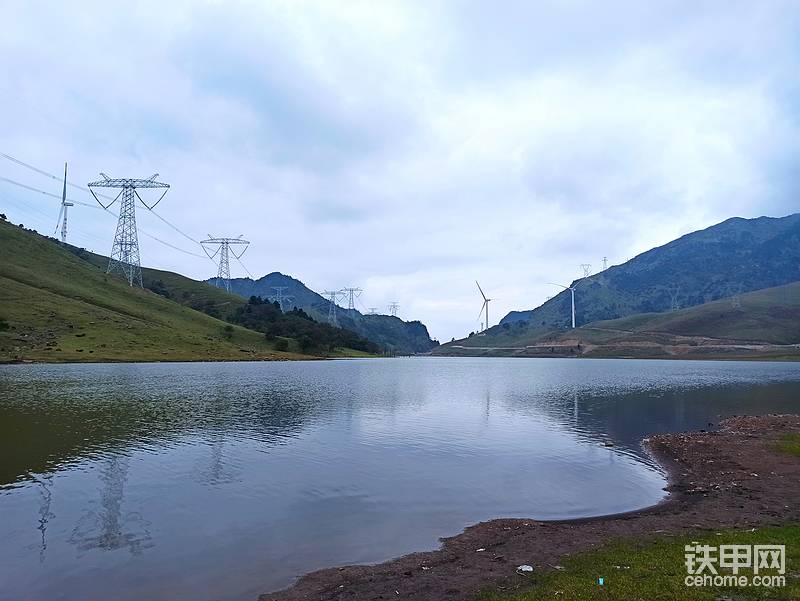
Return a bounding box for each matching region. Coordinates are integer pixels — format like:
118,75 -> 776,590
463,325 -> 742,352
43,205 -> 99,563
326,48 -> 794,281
53,163 -> 73,243
548,282 -> 577,328
476,281 -> 493,331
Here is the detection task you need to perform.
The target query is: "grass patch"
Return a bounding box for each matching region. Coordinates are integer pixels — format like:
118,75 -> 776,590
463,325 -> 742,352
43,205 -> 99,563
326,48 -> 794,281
774,434 -> 800,457
481,525 -> 800,601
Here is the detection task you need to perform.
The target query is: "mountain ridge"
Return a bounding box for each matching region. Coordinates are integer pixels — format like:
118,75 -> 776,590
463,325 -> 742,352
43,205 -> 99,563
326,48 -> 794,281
501,213 -> 800,330
214,274 -> 439,354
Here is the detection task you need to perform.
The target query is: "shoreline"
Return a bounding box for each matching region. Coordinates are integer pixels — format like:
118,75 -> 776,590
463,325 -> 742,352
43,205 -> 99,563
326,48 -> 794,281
3,353 -> 799,365
260,414 -> 800,601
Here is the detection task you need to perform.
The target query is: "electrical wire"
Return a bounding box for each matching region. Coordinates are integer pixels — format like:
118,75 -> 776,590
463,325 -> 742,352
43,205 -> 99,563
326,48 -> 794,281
0,150 -> 205,249
0,175 -> 209,259
233,253 -> 254,278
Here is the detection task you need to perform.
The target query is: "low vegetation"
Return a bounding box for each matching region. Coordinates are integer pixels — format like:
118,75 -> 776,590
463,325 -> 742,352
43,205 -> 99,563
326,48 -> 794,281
481,525 -> 800,601
0,220 -> 372,362
775,433 -> 800,457
233,296 -> 378,354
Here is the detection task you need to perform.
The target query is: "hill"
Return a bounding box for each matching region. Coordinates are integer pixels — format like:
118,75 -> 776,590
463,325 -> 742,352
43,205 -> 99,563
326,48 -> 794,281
501,213 -> 800,333
0,218 -> 373,362
216,274 -> 439,354
436,281 -> 800,360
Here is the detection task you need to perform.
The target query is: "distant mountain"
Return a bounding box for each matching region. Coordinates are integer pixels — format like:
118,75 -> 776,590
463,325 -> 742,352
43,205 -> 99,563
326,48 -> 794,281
501,213 -> 800,331
211,273 -> 439,354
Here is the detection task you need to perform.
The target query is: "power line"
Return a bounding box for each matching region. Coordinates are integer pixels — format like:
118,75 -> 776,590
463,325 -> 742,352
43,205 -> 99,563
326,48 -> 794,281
233,252 -> 253,279
1,151 -> 205,251
0,174 -> 208,259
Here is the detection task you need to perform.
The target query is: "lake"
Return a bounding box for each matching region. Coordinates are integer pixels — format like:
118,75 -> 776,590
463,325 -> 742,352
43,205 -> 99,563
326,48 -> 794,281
1,357 -> 800,600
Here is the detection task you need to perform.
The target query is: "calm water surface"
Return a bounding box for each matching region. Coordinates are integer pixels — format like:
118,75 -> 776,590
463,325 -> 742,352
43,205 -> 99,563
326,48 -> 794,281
1,357 -> 800,600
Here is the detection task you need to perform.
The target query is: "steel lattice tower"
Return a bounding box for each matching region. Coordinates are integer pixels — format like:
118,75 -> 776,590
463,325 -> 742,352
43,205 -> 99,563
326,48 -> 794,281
269,286 -> 295,312
341,287 -> 362,311
88,173 -> 170,287
201,236 -> 250,292
388,302 -> 399,316
324,290 -> 343,326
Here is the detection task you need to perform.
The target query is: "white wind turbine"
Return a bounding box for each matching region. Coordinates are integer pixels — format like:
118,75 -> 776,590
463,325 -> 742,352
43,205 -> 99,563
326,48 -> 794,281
547,282 -> 577,329
476,281 -> 493,331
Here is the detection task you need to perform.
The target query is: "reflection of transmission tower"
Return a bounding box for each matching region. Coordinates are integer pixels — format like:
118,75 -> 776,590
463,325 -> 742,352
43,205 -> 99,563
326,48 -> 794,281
88,173 -> 170,287
324,290 -> 344,326
69,454 -> 150,555
269,286 -> 295,312
201,235 -> 250,292
668,284 -> 681,312
36,475 -> 55,563
388,302 -> 399,317
580,263 -> 592,277
341,287 -> 362,311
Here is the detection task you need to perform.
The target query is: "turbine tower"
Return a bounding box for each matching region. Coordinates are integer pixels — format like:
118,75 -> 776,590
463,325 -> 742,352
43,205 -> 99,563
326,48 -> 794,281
54,163 -> 73,243
341,287 -> 363,312
269,286 -> 295,312
201,235 -> 250,292
388,302 -> 400,317
324,290 -> 344,326
548,282 -> 577,328
476,281 -> 493,331
88,173 -> 170,287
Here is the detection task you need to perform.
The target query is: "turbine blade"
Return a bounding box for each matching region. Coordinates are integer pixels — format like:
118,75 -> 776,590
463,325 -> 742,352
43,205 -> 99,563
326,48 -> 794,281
476,280 -> 487,301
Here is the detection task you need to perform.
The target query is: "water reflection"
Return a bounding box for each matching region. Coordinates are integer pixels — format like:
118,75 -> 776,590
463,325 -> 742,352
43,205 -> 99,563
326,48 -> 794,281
0,358 -> 798,601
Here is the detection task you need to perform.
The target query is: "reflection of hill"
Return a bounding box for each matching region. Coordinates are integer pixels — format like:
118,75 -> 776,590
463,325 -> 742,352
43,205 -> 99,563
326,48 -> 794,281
0,368 -> 325,488
500,379 -> 800,457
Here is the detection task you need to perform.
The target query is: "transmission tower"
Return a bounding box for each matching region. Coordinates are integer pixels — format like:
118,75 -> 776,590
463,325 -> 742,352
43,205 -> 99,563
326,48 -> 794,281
268,286 -> 295,312
580,263 -> 592,277
367,307 -> 378,314
324,290 -> 344,326
388,301 -> 400,317
341,287 -> 363,311
668,284 -> 681,312
54,163 -> 73,243
200,235 -> 250,292
602,256 -> 608,271
727,283 -> 742,309
88,173 -> 170,287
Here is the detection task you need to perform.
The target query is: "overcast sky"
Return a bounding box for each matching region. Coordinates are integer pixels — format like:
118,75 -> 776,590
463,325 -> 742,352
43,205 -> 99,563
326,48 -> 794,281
1,1 -> 798,341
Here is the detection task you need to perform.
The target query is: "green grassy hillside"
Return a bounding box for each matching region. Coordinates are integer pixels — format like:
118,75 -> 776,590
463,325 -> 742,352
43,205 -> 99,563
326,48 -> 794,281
0,220 -> 312,362
436,282 -> 800,359
583,282 -> 800,344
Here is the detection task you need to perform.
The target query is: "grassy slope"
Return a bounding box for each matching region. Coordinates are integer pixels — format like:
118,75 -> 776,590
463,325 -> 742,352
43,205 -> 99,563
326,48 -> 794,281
582,281 -> 800,344
481,525 -> 799,601
0,221 -> 308,362
437,282 -> 800,357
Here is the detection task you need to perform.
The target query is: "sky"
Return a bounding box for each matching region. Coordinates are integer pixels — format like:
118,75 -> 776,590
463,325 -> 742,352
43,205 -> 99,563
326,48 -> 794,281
1,1 -> 798,342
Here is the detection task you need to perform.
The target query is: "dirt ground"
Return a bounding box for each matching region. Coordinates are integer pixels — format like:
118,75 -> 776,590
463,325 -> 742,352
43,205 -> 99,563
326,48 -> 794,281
260,414 -> 800,601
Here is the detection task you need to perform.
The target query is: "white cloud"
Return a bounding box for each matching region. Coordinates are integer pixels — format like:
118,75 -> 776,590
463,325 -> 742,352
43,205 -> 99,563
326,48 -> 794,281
1,1 -> 798,341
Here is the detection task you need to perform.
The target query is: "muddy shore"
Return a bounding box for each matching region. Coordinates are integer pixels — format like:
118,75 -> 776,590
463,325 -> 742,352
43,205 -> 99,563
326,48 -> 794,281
261,414 -> 800,601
